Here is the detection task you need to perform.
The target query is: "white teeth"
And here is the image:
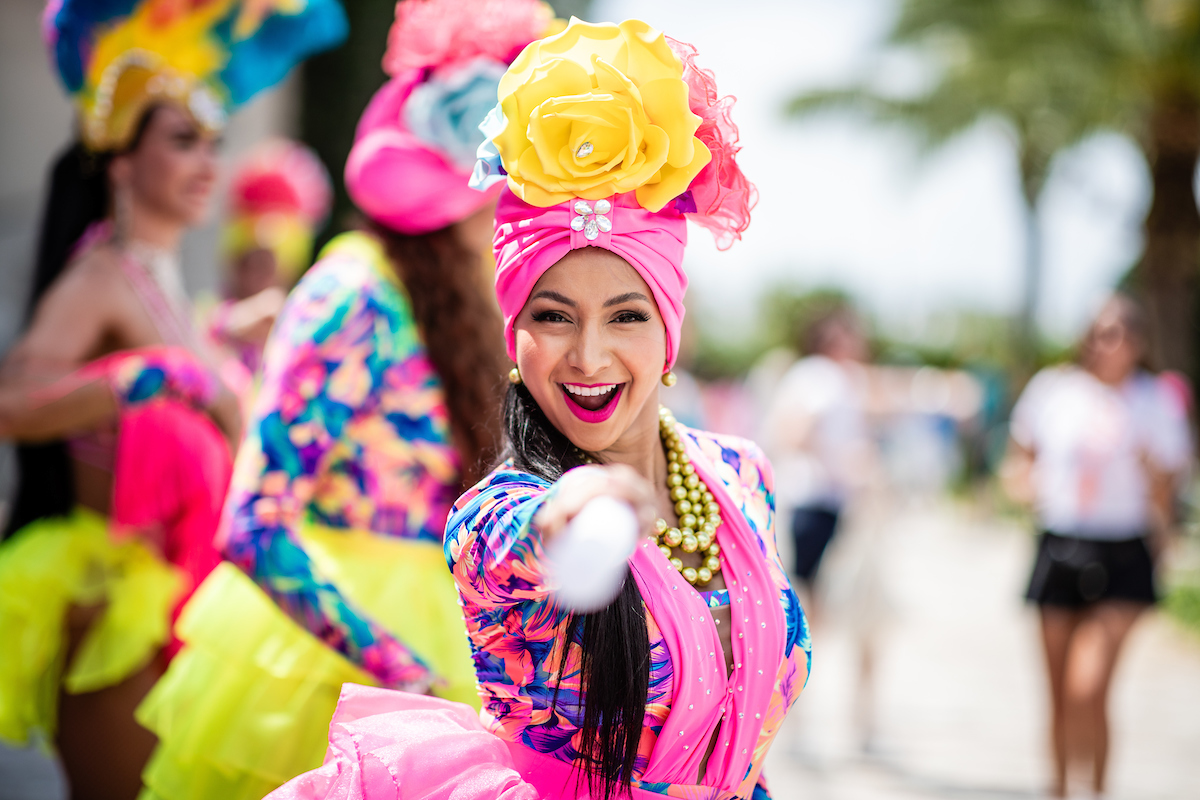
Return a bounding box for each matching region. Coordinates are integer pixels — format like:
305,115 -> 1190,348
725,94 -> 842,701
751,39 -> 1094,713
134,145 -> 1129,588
564,383 -> 617,397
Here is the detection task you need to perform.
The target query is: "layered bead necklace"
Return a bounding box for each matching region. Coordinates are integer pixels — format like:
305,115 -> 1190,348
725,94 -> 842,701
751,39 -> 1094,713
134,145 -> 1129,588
654,407 -> 722,586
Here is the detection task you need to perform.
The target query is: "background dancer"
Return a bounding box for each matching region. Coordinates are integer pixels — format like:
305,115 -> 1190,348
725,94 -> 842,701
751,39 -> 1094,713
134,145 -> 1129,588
1002,294 -> 1193,798
135,2 -> 556,798
206,139 -> 333,386
0,0 -> 345,796
269,18 -> 808,800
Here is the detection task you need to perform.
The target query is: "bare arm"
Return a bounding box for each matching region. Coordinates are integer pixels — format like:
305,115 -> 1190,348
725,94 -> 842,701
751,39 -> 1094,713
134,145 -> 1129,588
0,346 -> 235,449
1142,452 -> 1182,561
998,438 -> 1037,508
0,379 -> 116,441
1,251 -> 121,378
1,249 -> 240,448
0,255 -> 118,441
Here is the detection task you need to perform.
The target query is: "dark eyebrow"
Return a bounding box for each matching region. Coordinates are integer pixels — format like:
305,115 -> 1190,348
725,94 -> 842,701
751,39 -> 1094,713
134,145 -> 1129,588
603,292 -> 651,308
530,290 -> 577,306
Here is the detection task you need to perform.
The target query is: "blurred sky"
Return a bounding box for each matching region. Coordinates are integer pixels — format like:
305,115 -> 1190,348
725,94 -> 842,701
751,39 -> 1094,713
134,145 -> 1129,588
592,0 -> 1152,342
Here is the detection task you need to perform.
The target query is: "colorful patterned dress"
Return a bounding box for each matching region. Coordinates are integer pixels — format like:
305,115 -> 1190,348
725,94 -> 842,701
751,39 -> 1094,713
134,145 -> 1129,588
266,423 -> 810,800
136,231 -> 477,800
446,426 -> 810,798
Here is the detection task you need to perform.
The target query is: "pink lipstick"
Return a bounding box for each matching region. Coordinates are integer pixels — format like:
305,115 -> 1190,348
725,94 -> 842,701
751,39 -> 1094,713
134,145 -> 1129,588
561,383 -> 624,423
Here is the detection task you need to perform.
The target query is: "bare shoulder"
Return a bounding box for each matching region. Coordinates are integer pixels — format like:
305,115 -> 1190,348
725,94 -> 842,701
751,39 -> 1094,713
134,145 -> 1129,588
66,242 -> 127,287
9,245 -> 129,366
34,244 -> 124,306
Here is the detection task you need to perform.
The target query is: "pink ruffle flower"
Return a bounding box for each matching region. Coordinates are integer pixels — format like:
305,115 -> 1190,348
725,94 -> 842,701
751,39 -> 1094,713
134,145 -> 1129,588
229,139 -> 333,225
383,0 -> 554,77
667,36 -> 758,251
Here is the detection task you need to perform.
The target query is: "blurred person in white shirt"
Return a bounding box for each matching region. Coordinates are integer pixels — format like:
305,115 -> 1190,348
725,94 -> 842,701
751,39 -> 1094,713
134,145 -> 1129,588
1002,294 -> 1194,800
763,307 -> 875,591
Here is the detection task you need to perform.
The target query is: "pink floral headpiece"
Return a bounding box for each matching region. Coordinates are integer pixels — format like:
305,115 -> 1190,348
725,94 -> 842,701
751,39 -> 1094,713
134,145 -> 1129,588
223,139 -> 332,279
345,0 -> 558,235
473,19 -> 756,369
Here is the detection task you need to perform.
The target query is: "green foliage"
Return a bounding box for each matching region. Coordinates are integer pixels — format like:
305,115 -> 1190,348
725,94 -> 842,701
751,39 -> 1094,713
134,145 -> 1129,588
788,0 -> 1200,196
1166,579 -> 1200,637
761,285 -> 855,353
787,0 -> 1200,380
690,283 -> 851,380
690,281 -> 1068,383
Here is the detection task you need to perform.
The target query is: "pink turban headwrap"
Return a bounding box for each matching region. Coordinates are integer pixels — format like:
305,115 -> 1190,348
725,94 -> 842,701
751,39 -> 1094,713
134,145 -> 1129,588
494,190 -> 688,371
346,73 -> 500,235
344,0 -> 554,235
484,25 -> 756,373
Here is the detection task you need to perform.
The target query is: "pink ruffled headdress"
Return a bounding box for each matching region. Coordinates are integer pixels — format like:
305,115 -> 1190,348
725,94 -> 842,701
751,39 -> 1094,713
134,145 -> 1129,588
474,19 -> 756,369
223,139 -> 332,279
345,0 -> 558,235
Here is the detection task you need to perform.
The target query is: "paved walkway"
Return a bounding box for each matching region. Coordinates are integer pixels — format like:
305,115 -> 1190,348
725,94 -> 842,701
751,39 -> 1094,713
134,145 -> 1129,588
763,496 -> 1200,800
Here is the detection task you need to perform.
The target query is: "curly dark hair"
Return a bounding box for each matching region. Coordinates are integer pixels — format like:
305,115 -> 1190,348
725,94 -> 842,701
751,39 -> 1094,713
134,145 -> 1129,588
372,222 -> 507,487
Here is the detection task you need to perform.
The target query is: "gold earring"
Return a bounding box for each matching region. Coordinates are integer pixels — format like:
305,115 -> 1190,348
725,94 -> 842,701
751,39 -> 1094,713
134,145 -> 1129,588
508,367 -> 522,385
661,371 -> 677,387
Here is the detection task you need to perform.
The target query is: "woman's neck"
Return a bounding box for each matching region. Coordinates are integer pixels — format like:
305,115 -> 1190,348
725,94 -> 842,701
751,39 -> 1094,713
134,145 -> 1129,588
1086,363 -> 1134,387
597,394 -> 667,484
121,197 -> 184,253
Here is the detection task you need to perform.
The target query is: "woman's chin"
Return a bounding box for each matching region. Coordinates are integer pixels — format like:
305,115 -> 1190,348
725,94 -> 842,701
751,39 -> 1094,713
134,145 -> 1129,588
175,196 -> 214,227
550,396 -> 619,454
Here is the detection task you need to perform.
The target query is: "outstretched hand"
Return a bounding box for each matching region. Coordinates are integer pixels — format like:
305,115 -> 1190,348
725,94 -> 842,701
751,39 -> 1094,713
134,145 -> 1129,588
534,463 -> 658,546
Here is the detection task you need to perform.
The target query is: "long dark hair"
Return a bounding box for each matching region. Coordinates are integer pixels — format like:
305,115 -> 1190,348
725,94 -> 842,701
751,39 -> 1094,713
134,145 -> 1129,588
373,222 -> 506,486
503,381 -> 650,800
4,113 -> 157,539
4,144 -> 113,537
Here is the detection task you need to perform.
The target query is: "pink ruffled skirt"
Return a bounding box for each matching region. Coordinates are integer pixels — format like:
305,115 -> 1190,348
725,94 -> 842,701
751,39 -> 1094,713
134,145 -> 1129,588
267,685 -> 721,800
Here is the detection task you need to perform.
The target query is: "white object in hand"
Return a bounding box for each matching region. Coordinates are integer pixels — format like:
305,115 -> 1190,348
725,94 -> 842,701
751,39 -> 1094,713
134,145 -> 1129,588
547,495 -> 639,613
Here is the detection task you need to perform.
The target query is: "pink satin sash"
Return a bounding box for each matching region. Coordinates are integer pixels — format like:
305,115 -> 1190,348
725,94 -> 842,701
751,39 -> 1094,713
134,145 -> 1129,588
627,428 -> 784,792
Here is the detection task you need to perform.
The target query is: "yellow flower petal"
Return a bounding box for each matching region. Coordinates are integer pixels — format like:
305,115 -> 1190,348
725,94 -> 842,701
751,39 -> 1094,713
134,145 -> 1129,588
493,17 -> 709,209
639,77 -> 701,167
637,138 -> 712,212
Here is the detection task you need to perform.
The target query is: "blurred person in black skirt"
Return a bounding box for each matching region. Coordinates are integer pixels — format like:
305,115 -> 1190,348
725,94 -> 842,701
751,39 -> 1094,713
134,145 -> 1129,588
1001,294 -> 1193,799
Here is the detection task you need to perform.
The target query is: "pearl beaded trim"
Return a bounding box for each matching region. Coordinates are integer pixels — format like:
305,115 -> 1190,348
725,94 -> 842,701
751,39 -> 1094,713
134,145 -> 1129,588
655,407 -> 722,586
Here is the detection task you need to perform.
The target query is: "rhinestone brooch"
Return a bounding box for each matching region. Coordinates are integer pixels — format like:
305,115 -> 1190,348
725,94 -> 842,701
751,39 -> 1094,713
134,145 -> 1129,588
569,198 -> 612,241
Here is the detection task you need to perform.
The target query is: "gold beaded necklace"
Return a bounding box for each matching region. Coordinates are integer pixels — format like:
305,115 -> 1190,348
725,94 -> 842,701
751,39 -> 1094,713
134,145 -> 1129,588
654,407 -> 722,586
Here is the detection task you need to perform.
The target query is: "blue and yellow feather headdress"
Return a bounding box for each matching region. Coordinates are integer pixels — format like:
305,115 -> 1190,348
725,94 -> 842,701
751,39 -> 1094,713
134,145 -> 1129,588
44,0 -> 348,151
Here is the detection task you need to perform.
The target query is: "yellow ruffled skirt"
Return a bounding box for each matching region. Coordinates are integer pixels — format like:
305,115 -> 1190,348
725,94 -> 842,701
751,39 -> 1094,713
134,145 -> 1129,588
0,508 -> 184,746
136,524 -> 478,800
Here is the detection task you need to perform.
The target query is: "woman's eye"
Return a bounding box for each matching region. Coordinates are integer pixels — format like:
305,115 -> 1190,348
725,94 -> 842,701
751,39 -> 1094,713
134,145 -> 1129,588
532,310 -> 569,323
613,311 -> 650,324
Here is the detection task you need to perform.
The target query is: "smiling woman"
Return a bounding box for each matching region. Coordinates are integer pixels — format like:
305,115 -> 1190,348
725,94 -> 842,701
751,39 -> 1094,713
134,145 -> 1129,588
516,248 -> 667,440
270,17 -> 808,800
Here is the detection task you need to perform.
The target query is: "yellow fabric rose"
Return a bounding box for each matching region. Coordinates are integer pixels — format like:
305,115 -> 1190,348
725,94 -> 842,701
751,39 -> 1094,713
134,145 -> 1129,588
493,18 -> 711,211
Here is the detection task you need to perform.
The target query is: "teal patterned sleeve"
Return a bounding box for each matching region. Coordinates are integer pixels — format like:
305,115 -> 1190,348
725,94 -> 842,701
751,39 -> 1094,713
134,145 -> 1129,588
92,346 -> 219,410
